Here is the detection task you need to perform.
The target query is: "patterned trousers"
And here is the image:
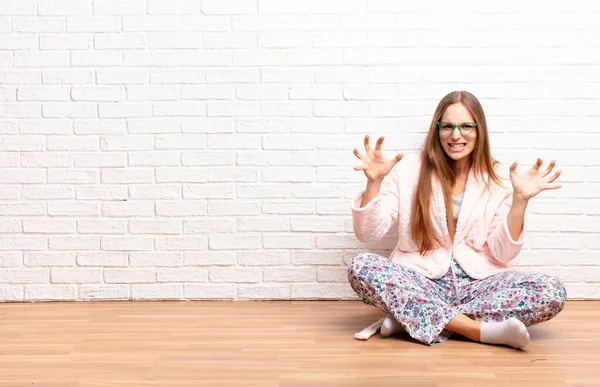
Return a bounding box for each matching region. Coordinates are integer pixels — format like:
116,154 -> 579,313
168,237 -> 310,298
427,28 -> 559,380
347,252 -> 567,345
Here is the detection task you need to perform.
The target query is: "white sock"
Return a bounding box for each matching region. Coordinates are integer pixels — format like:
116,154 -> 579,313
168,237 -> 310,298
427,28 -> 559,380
354,317 -> 384,340
480,318 -> 530,349
380,313 -> 405,337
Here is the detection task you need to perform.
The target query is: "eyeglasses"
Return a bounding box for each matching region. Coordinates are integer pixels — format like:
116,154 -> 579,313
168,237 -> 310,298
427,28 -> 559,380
437,121 -> 477,135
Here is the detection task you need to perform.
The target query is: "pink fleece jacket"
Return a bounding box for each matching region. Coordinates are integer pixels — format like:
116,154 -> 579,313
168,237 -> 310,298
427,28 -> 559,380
351,153 -> 525,280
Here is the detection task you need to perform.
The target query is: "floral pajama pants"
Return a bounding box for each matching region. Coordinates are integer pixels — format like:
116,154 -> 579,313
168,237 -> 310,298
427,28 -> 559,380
347,252 -> 567,345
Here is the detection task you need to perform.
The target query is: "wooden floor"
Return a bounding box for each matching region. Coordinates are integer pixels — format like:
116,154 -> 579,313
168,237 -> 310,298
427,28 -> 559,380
0,301 -> 599,387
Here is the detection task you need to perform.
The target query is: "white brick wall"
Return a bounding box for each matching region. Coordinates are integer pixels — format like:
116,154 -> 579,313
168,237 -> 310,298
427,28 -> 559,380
1,0 -> 599,302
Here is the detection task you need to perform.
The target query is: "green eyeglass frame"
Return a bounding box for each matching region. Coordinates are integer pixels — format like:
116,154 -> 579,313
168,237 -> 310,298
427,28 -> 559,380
436,121 -> 477,135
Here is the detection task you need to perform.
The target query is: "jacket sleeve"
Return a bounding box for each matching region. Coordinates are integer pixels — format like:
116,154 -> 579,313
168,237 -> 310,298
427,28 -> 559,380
351,167 -> 400,244
486,189 -> 525,263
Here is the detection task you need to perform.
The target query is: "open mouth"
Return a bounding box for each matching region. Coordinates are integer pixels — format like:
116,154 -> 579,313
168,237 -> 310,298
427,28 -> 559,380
448,143 -> 466,151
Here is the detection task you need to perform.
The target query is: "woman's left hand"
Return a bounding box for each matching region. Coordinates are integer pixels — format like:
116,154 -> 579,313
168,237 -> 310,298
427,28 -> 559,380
509,158 -> 562,202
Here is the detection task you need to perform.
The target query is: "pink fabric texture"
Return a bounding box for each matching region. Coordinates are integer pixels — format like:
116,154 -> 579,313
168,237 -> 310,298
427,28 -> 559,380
351,153 -> 525,280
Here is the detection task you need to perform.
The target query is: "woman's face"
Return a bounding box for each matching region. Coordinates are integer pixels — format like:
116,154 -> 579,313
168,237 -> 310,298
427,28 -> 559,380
438,102 -> 478,163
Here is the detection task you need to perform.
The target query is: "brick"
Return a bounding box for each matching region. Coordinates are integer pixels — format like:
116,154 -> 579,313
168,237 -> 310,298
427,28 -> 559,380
236,184 -> 289,199
129,184 -> 181,200
129,219 -> 182,235
238,217 -> 289,232
0,1 -> 36,16
210,267 -> 260,283
207,167 -> 258,182
236,118 -> 288,133
0,203 -> 45,216
155,134 -> 206,150
183,183 -> 235,199
100,135 -> 153,151
184,284 -> 234,299
48,201 -> 99,216
20,119 -> 72,134
0,137 -> 45,151
14,51 -> 70,67
93,0 -> 146,15
259,32 -> 311,48
154,236 -> 208,251
153,102 -> 205,117
23,218 -> 75,234
74,119 -> 126,135
207,201 -> 261,216
238,284 -> 290,300
77,252 -> 128,267
22,186 -> 74,200
71,51 -> 122,66
0,268 -> 48,283
157,267 -> 208,282
79,285 -> 129,300
183,219 -> 236,233
209,234 -> 262,250
291,251 -> 343,266
47,169 -> 98,184
76,186 -> 127,200
237,151 -> 289,166
0,252 -> 23,267
47,136 -> 99,151
67,17 -> 120,32
184,252 -> 236,266
104,268 -> 155,284
132,284 -> 182,300
0,287 -> 24,301
101,236 -> 154,251
182,151 -> 234,166
148,0 -> 201,14
102,202 -> 154,217
72,86 -> 124,101
40,33 -> 92,49
155,201 -> 206,216
262,167 -> 314,182
49,236 -> 100,250
21,152 -> 72,168
25,285 -> 76,301
207,135 -> 261,150
51,268 -> 102,283
263,267 -> 316,282
263,234 -> 315,249
77,219 -> 127,234
203,0 -> 257,14
128,119 -> 180,134
101,168 -> 154,184
38,0 -> 92,16
238,251 -> 290,266
95,33 -> 146,49
130,252 -> 182,267
74,152 -> 126,168
42,103 -> 96,118
97,69 -> 148,85
25,252 -> 75,267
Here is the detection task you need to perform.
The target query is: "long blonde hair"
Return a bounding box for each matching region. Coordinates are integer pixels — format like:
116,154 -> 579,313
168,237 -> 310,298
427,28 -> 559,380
410,91 -> 502,255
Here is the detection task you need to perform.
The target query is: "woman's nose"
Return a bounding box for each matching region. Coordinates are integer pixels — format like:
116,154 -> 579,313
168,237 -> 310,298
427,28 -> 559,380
450,128 -> 462,139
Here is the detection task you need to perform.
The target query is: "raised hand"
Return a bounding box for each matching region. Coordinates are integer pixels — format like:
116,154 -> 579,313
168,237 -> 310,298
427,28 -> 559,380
353,135 -> 403,183
509,158 -> 562,202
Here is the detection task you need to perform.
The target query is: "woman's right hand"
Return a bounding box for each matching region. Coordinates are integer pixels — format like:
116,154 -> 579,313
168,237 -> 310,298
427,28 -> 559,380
353,135 -> 403,183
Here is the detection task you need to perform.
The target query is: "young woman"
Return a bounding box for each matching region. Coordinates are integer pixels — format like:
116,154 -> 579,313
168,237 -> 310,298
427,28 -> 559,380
348,91 -> 566,348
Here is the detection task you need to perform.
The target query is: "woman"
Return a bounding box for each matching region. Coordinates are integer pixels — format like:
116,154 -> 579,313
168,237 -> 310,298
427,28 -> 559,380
348,91 -> 566,348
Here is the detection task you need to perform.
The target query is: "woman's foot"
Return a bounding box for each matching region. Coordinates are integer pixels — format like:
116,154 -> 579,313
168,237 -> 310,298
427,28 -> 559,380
480,318 -> 530,349
380,313 -> 405,337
